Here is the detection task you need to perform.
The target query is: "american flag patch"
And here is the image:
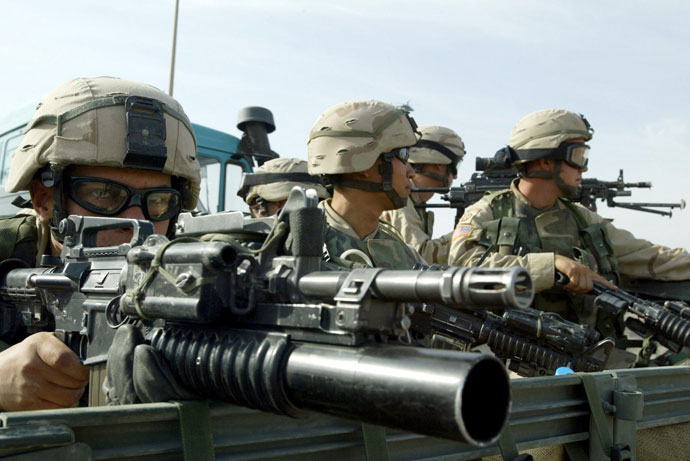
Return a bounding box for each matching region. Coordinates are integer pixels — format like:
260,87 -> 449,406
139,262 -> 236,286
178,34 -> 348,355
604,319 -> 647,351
452,225 -> 474,241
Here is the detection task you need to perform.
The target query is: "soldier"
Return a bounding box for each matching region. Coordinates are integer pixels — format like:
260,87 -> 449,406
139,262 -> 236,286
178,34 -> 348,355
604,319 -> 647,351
0,76 -> 200,411
237,157 -> 329,217
381,125 -> 465,265
307,100 -> 425,269
448,109 -> 690,349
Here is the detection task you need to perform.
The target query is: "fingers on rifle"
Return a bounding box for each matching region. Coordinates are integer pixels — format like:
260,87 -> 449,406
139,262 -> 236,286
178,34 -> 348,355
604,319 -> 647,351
38,382 -> 86,408
34,333 -> 89,383
595,274 -> 618,290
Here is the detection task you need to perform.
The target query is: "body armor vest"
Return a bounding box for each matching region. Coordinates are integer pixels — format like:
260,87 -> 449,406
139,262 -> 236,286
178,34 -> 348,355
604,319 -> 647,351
479,190 -> 625,344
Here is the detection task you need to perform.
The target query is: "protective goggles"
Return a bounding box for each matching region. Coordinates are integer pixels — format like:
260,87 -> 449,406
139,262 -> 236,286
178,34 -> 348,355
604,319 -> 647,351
387,147 -> 410,164
516,141 -> 589,169
247,197 -> 269,218
556,142 -> 589,169
65,176 -> 181,222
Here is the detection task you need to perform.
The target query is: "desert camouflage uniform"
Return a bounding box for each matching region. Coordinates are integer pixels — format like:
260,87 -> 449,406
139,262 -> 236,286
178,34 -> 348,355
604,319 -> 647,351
321,199 -> 424,269
381,186 -> 452,265
449,179 -> 690,331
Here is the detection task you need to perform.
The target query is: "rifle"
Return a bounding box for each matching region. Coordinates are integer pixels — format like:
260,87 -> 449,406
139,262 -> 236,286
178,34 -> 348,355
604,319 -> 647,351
413,300 -> 615,377
592,282 -> 690,354
552,272 -> 690,363
414,157 -> 685,223
0,188 -> 518,446
399,264 -> 615,377
577,169 -> 685,217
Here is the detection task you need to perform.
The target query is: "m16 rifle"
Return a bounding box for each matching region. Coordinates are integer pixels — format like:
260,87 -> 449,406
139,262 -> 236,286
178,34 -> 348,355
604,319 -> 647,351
551,272 -> 690,365
414,156 -> 685,224
0,188 -> 519,446
412,298 -> 615,378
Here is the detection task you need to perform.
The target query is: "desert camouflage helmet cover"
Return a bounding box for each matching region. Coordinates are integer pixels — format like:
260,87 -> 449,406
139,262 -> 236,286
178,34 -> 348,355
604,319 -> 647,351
409,125 -> 465,165
508,109 -> 593,164
307,100 -> 417,175
6,76 -> 200,209
243,157 -> 329,203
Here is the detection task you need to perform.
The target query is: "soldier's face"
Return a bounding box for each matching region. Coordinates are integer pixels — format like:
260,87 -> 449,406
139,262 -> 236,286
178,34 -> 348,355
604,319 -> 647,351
558,138 -> 588,189
65,165 -> 173,245
391,156 -> 415,201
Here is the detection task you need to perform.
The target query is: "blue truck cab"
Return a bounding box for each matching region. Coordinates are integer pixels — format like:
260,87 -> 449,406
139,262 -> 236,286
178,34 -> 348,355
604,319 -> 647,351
0,104 -> 277,216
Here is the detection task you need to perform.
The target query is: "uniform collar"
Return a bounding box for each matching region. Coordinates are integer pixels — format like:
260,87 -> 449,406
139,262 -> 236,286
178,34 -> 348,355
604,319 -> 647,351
320,199 -> 380,241
511,178 -> 565,217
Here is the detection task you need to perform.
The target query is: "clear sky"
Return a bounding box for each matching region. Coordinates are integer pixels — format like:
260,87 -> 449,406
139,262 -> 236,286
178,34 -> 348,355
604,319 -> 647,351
1,0 -> 688,249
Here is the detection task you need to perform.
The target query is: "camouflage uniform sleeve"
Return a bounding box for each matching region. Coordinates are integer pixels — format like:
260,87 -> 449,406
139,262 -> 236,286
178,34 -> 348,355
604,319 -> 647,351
382,204 -> 451,265
577,205 -> 690,280
448,200 -> 556,292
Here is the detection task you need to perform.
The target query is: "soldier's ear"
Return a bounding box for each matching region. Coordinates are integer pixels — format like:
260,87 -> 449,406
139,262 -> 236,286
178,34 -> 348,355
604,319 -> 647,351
28,179 -> 54,223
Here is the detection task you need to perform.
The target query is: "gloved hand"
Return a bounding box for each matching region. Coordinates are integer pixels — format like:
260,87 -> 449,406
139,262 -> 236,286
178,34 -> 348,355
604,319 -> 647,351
104,325 -> 195,405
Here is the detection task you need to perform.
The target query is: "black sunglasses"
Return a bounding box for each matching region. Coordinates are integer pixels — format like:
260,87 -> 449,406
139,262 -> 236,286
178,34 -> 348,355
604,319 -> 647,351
65,176 -> 181,222
387,147 -> 410,164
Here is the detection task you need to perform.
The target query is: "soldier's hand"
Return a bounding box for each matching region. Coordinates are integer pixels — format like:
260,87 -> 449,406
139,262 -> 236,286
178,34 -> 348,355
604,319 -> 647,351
0,332 -> 89,411
554,255 -> 617,294
104,325 -> 195,405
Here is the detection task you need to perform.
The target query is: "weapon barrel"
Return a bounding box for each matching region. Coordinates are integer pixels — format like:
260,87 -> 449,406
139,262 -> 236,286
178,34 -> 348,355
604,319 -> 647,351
151,326 -> 510,446
299,267 -> 534,310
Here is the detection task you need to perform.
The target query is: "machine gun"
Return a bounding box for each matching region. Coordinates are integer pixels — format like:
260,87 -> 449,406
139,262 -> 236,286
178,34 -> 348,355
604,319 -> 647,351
577,169 -> 685,217
0,188 -> 519,446
414,156 -> 685,224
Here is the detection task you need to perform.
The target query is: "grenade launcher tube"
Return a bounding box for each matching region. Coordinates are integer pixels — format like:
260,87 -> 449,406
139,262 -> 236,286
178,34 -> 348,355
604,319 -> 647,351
151,325 -> 510,446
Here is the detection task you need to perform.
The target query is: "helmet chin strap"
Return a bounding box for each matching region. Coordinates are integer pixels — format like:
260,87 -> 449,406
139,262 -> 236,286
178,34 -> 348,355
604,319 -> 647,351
333,152 -> 407,209
523,160 -> 577,199
39,166 -> 68,244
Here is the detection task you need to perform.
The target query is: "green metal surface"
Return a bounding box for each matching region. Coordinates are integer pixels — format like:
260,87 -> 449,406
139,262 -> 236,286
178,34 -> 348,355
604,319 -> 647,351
2,367 -> 690,460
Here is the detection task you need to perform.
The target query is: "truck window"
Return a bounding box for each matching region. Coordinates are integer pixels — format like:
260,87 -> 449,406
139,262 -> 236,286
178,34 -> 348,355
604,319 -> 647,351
198,156 -> 221,214
1,131 -> 23,185
225,162 -> 248,213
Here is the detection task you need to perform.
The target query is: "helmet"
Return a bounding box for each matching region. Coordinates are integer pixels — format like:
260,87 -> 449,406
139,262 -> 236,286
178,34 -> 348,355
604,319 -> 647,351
508,109 -> 594,198
508,109 -> 593,166
307,100 -> 417,175
409,125 -> 465,166
409,125 -> 465,185
7,76 -> 200,210
238,157 -> 329,204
